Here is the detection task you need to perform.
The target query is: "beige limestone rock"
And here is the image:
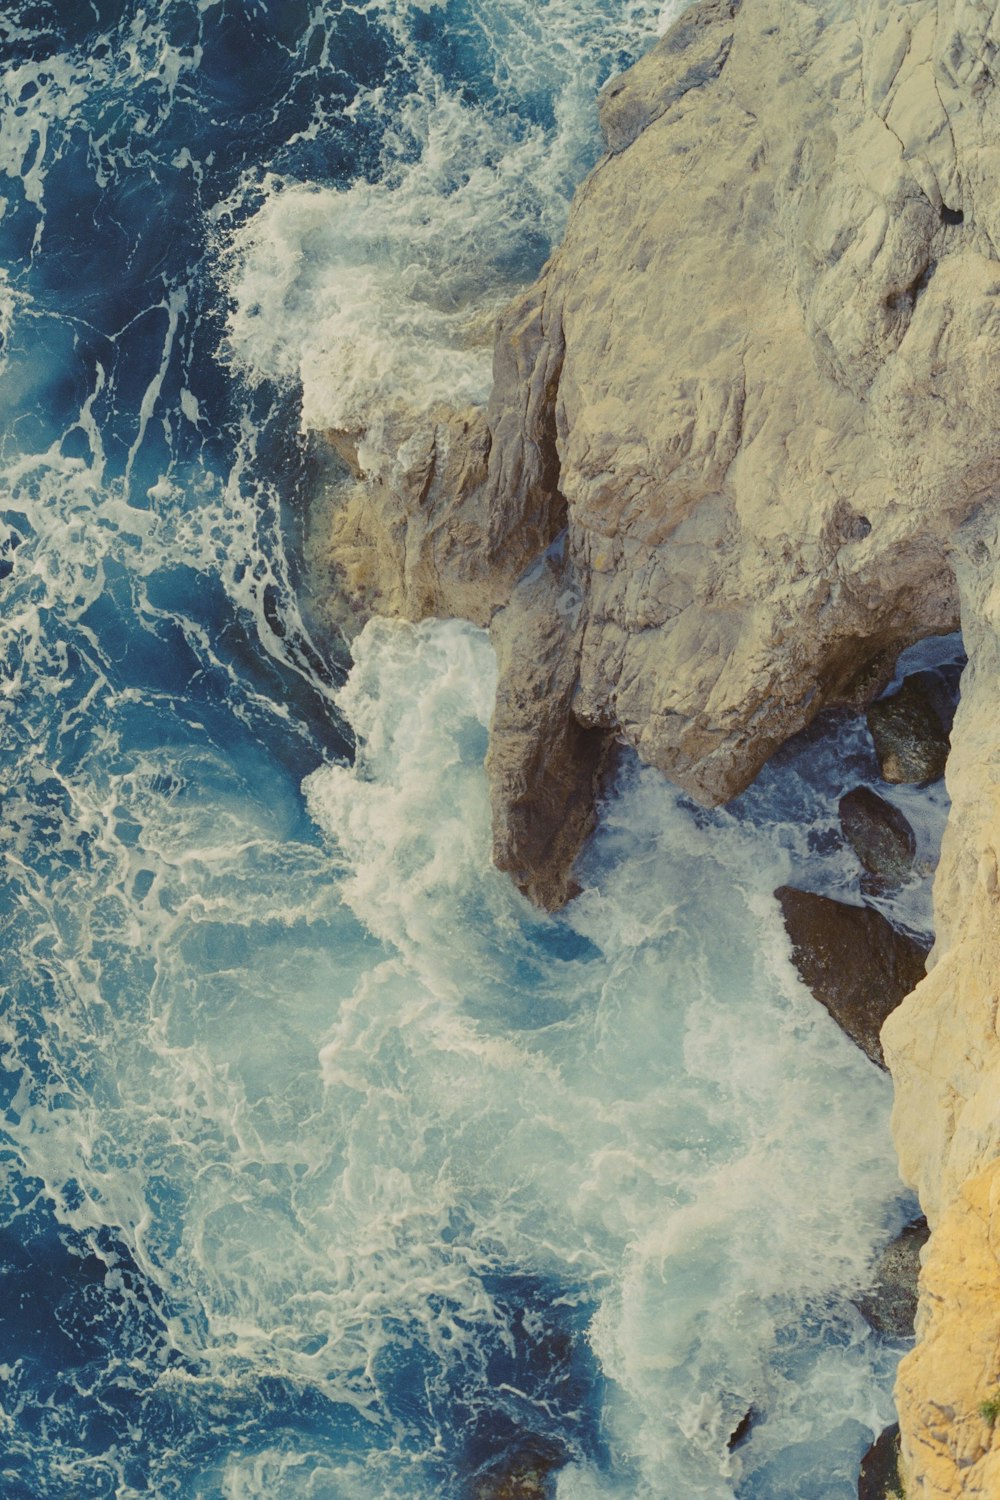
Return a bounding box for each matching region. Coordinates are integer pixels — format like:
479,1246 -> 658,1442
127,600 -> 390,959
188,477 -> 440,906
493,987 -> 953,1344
891,1161 -> 1000,1497
320,277 -> 569,634
320,0 -> 1000,895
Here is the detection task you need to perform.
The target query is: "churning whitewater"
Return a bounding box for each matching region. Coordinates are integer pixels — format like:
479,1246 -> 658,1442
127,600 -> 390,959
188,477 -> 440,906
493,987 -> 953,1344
0,2 -> 928,1497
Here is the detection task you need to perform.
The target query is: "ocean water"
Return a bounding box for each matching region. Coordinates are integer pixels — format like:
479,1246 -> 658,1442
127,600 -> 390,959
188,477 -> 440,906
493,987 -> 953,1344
0,3 -> 937,1497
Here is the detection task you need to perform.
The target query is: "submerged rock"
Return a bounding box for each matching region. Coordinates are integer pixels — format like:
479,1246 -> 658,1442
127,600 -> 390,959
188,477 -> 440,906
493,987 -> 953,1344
727,1407 -> 755,1451
838,786 -> 917,893
464,1437 -> 564,1500
856,1217 -> 929,1338
469,1465 -> 551,1500
867,674 -> 951,785
775,887 -> 930,1068
858,1423 -> 903,1500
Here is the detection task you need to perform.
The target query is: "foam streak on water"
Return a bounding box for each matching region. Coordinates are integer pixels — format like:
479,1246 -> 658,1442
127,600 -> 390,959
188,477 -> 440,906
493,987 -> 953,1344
0,1 -> 915,1497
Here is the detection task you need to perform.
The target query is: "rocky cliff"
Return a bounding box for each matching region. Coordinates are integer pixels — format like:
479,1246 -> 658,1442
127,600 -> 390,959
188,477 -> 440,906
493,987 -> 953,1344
317,0 -> 1000,1489
882,524 -> 1000,1498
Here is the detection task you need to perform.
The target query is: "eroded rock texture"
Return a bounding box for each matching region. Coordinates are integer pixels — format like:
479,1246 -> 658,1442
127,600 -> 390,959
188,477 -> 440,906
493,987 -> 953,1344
322,0 -> 1000,910
882,526 -> 1000,1498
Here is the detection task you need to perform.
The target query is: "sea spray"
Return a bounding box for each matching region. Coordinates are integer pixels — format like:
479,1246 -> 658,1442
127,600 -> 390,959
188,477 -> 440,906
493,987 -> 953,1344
305,618 -> 910,1499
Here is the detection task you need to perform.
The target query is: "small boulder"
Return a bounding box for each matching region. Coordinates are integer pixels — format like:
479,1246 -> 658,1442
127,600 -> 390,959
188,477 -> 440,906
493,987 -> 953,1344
470,1464 -> 550,1500
866,672 -> 951,784
856,1217 -> 929,1337
838,786 -> 916,893
464,1437 -> 565,1500
727,1407 -> 755,1450
858,1423 -> 902,1500
775,887 -> 931,1067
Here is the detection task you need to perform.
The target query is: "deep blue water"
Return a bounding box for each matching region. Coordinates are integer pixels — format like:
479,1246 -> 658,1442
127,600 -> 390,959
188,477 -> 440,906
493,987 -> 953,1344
0,3 -> 931,1497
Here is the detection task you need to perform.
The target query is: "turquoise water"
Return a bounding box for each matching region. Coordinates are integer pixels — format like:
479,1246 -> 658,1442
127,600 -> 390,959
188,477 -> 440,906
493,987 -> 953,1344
0,4 -> 922,1496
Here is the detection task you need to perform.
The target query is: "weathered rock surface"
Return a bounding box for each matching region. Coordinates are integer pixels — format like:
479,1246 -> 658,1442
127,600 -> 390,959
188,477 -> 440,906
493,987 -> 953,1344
320,0 -> 1000,901
856,1217 -> 929,1338
883,526 -> 1000,1497
890,1160 -> 1000,1499
868,675 -> 952,785
487,548 -> 614,909
839,786 -> 917,893
776,886 -> 930,1068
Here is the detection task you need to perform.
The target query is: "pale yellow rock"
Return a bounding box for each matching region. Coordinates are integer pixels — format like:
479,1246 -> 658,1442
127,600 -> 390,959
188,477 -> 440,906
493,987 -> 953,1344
883,524 -> 1000,1496
892,1161 -> 1000,1497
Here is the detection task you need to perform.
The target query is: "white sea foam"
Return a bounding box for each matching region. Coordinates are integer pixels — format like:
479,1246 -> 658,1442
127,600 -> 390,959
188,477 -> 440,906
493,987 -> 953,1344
301,619 -> 908,1499
222,0 -> 670,469
0,13 -> 203,253
0,567 -> 912,1498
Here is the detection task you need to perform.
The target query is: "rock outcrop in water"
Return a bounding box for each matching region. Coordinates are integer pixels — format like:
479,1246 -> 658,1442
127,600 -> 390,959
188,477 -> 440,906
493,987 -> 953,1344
317,1 -> 1000,1490
775,886 -> 930,1069
856,1217 -> 930,1340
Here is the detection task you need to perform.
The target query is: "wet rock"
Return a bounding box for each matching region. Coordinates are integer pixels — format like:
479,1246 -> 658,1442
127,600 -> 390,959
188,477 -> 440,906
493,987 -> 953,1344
465,1437 -> 564,1500
727,1407 -> 755,1450
856,1217 -> 930,1338
775,887 -> 931,1068
838,786 -> 917,893
867,673 -> 951,784
858,1423 -> 902,1500
469,1463 -> 550,1500
488,550 -> 615,909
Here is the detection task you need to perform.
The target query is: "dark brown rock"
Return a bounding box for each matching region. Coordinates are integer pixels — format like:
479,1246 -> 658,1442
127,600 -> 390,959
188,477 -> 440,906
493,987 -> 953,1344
464,1436 -> 564,1500
727,1407 -> 755,1450
488,552 -> 614,910
469,1462 -> 551,1500
775,887 -> 931,1067
858,1423 -> 902,1500
856,1217 -> 930,1337
838,786 -> 917,893
867,673 -> 951,784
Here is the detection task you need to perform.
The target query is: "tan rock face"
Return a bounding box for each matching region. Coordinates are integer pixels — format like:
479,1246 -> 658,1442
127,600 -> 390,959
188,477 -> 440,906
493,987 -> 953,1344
321,0 -> 1000,893
487,549 -> 614,910
882,527 -> 1000,1495
551,0 -> 1000,807
321,278 -> 569,633
891,1161 -> 1000,1498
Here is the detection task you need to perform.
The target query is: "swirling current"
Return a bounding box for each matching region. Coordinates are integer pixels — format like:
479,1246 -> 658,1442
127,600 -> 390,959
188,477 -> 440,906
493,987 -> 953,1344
0,3 -> 945,1498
